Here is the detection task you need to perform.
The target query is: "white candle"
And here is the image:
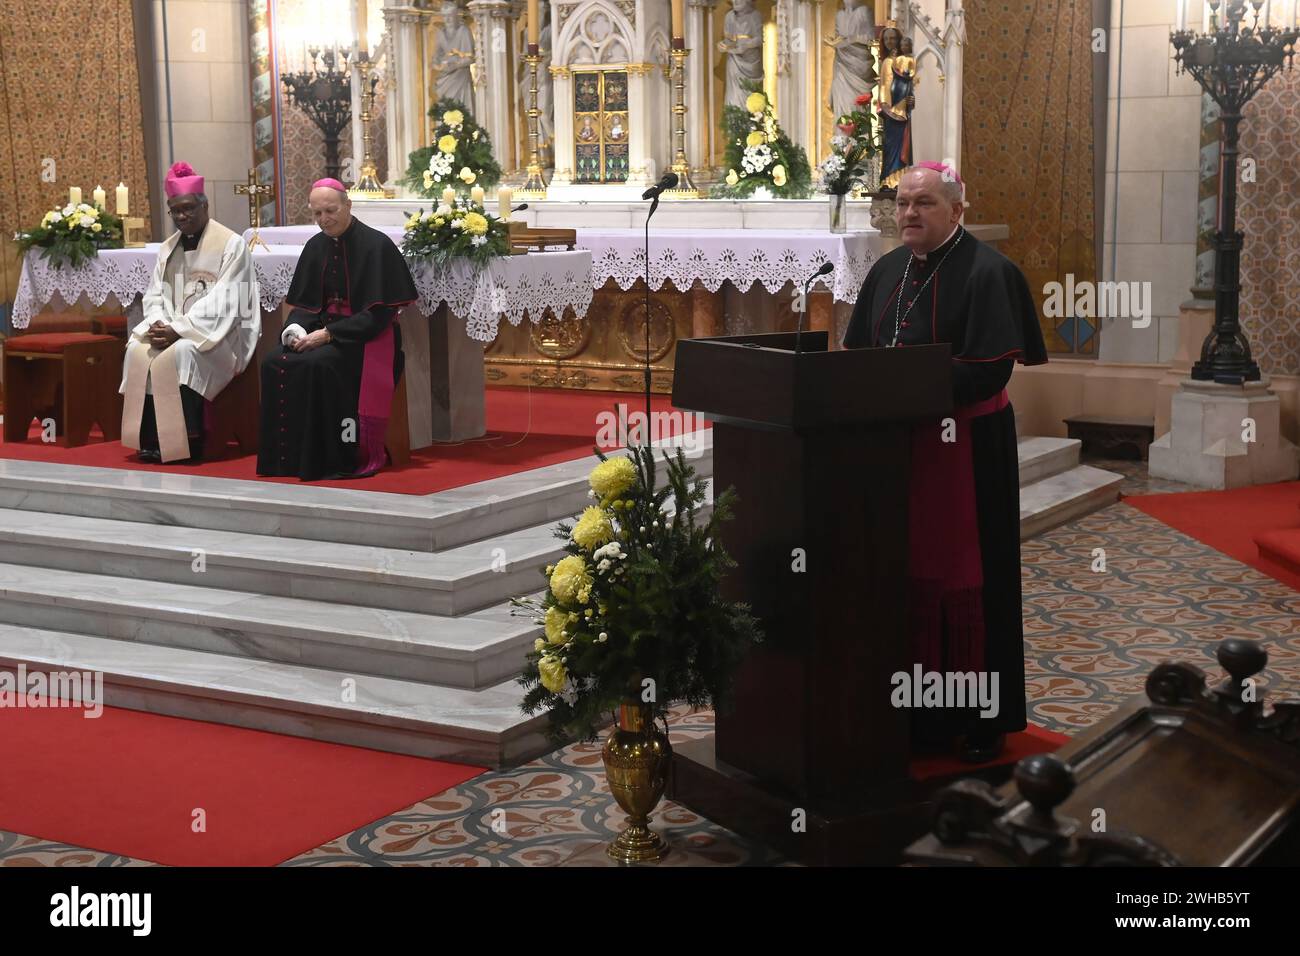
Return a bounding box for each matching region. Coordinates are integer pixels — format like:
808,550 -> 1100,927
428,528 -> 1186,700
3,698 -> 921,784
68,186 -> 81,205
92,184 -> 106,209
1177,0 -> 1188,28
1260,0 -> 1270,25
116,182 -> 129,215
442,186 -> 457,204
1288,0 -> 1297,28
527,0 -> 539,46
356,0 -> 369,55
498,186 -> 513,220
470,185 -> 485,205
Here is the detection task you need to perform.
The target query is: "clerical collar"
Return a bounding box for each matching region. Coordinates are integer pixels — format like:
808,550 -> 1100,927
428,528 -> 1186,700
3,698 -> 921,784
179,226 -> 204,252
911,224 -> 962,264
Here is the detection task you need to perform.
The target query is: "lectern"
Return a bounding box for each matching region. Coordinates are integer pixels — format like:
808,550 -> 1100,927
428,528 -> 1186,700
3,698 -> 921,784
668,331 -> 953,863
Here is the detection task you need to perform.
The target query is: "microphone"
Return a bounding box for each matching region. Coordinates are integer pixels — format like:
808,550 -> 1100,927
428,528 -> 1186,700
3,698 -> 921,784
511,203 -> 529,213
641,172 -> 679,201
795,261 -> 835,355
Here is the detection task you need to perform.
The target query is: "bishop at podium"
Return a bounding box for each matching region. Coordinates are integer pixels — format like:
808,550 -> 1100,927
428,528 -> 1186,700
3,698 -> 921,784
843,162 -> 1047,762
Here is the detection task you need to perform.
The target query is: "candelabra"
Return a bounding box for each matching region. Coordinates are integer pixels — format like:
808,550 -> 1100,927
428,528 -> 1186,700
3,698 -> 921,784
281,46 -> 353,182
665,41 -> 700,198
349,53 -> 385,198
519,45 -> 548,199
1171,0 -> 1297,384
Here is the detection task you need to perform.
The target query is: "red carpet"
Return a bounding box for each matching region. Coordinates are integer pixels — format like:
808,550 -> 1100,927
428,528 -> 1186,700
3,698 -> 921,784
908,725 -> 1070,782
1126,482 -> 1300,592
0,697 -> 484,866
0,386 -> 706,495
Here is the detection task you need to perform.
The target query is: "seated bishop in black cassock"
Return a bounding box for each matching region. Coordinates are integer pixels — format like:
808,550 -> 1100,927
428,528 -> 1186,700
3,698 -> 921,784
843,162 -> 1047,763
258,180 -> 418,481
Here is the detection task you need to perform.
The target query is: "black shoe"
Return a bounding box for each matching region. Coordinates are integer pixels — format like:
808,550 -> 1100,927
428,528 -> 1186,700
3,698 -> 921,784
956,732 -> 1006,765
136,448 -> 161,463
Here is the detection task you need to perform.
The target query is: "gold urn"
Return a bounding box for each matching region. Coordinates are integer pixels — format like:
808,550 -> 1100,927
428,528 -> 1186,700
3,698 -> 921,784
602,700 -> 672,863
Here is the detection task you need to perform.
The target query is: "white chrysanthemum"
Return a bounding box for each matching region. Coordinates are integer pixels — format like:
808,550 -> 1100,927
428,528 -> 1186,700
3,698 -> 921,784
450,219 -> 463,230
741,143 -> 773,175
435,203 -> 452,217
79,215 -> 96,228
470,234 -> 487,246
62,204 -> 75,216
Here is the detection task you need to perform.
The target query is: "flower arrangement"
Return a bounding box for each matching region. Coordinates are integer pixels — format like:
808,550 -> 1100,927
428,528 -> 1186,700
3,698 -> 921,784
14,201 -> 124,268
400,98 -> 502,198
515,444 -> 762,743
399,197 -> 511,267
818,94 -> 881,195
711,89 -> 812,200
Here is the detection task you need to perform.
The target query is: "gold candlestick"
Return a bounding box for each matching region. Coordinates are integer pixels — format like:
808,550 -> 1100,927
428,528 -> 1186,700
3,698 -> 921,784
235,167 -> 276,250
666,44 -> 700,198
349,55 -> 386,199
519,46 -> 548,199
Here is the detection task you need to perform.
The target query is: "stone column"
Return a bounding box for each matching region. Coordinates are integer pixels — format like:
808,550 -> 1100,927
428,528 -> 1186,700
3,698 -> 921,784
550,65 -> 574,187
686,0 -> 716,181
468,0 -> 518,173
941,2 -> 964,172
776,0 -> 808,154
625,63 -> 654,190
383,3 -> 429,193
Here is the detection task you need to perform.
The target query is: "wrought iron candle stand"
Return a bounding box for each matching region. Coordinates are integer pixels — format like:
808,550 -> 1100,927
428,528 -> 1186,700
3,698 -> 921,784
1171,0 -> 1297,384
281,46 -> 354,182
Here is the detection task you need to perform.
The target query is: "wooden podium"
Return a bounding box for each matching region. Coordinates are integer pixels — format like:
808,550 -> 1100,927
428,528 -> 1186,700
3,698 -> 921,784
668,331 -> 954,863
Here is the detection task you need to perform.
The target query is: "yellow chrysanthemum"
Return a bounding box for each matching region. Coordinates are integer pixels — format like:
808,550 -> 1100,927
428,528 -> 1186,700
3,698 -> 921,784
438,134 -> 458,154
589,456 -> 637,503
725,169 -> 739,187
544,605 -> 568,645
433,217 -> 445,227
550,555 -> 592,606
538,656 -> 567,694
746,91 -> 767,114
772,164 -> 787,187
534,637 -> 546,652
442,109 -> 464,126
746,131 -> 766,148
405,213 -> 421,230
458,167 -> 476,184
91,222 -> 102,232
462,211 -> 489,236
572,506 -> 614,551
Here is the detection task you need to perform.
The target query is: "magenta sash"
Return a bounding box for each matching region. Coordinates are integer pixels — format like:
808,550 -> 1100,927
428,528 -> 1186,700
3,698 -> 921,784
907,388 -> 1009,673
326,302 -> 398,475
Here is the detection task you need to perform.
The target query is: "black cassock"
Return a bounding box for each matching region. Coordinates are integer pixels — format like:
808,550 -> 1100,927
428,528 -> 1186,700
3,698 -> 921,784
258,219 -> 418,480
843,226 -> 1047,741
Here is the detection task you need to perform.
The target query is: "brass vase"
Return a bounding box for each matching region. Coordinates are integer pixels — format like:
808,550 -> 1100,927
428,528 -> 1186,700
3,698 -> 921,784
602,700 -> 672,863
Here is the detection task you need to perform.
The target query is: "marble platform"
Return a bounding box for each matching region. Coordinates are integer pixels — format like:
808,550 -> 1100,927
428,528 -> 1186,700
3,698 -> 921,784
0,430 -> 1113,768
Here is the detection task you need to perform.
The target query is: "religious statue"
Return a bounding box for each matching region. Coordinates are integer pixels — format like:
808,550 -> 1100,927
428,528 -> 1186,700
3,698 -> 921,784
717,0 -> 765,112
878,25 -> 915,191
432,0 -> 476,106
825,0 -> 876,121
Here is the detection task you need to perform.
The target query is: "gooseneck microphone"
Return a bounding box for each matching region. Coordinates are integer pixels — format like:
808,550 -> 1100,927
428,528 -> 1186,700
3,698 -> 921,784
795,260 -> 835,355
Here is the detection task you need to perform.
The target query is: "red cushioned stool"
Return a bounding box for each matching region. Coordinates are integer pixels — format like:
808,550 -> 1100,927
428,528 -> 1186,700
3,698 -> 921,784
3,333 -> 123,447
202,362 -> 260,459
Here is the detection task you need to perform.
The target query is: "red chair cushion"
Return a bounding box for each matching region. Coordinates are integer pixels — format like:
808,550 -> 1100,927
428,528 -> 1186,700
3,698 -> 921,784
6,332 -> 118,354
97,316 -> 129,332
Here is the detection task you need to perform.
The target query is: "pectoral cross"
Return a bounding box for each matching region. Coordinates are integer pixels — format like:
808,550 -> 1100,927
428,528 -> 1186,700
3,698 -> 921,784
235,168 -> 276,251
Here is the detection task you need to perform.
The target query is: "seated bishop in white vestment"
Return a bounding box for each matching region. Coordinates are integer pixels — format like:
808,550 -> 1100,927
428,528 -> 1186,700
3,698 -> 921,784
119,161 -> 260,463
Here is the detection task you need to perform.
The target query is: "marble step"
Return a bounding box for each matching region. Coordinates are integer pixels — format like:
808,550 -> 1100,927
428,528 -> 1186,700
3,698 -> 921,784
0,563 -> 542,688
0,623 -> 549,768
0,432 -> 713,552
0,506 -> 572,616
1019,465 -> 1124,540
1017,437 -> 1082,487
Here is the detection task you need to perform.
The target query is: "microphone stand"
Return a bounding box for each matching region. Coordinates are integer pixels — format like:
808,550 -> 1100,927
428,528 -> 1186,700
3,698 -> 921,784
642,192 -> 662,437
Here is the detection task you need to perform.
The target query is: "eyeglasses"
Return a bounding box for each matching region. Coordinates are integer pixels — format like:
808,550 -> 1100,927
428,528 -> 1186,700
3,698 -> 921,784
167,205 -> 202,219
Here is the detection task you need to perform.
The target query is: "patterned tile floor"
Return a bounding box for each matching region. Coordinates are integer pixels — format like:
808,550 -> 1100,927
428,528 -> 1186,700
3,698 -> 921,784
5,457 -> 1300,867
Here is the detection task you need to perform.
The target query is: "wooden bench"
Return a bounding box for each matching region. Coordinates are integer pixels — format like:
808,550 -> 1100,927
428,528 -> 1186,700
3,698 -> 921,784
1063,414 -> 1156,461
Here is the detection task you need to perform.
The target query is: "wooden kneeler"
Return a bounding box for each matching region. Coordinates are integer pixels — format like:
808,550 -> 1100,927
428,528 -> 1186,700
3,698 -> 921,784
2,333 -> 123,447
